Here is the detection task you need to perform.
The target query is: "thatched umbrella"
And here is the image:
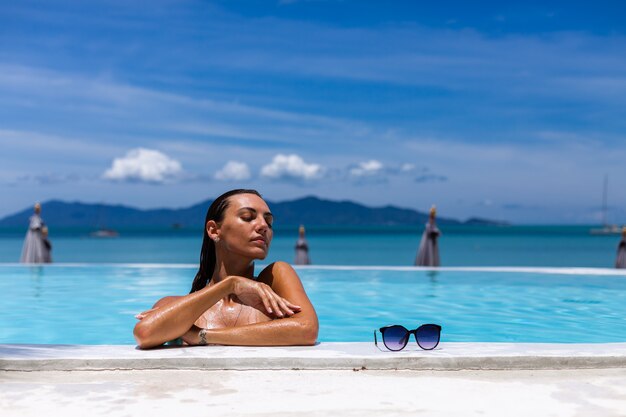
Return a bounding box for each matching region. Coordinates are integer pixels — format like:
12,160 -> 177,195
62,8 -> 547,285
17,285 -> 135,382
294,224 -> 311,265
415,205 -> 441,267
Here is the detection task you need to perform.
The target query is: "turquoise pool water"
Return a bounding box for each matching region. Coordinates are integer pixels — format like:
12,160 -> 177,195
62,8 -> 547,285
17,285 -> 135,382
1,264 -> 625,344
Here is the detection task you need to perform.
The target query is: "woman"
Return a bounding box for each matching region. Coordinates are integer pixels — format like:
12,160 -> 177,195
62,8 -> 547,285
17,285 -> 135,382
133,189 -> 318,349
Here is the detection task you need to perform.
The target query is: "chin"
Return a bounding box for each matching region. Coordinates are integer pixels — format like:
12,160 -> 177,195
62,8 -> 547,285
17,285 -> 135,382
248,248 -> 269,260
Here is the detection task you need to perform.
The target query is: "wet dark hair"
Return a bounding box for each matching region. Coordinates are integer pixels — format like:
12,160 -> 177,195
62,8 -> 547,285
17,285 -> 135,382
189,189 -> 262,293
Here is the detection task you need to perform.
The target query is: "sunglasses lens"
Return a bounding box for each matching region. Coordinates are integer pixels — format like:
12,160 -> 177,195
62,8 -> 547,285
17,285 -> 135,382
415,324 -> 441,350
382,325 -> 409,351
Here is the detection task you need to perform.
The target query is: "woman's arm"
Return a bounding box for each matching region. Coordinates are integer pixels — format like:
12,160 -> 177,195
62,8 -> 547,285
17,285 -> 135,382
133,275 -> 299,349
186,262 -> 319,346
133,278 -> 232,349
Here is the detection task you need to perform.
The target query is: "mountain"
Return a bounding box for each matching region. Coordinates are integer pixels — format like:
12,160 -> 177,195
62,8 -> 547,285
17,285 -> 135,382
270,197 -> 454,226
462,217 -> 509,226
0,196 -> 506,228
0,199 -> 208,229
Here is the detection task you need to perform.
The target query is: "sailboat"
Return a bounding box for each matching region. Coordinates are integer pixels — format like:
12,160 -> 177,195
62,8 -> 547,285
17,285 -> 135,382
90,228 -> 119,238
590,175 -> 621,235
89,203 -> 120,238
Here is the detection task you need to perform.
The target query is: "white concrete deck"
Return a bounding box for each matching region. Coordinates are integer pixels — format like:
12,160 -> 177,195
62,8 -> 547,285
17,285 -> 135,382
2,343 -> 626,416
2,342 -> 626,371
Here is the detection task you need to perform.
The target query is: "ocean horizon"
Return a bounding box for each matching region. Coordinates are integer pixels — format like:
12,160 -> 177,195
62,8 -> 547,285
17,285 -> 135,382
1,225 -> 622,268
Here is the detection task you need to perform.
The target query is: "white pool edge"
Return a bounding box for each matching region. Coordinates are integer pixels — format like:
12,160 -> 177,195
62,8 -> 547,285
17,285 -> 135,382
2,342 -> 626,372
3,263 -> 626,276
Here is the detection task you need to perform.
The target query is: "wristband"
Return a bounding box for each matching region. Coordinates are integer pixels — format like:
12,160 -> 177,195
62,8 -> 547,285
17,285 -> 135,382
199,328 -> 208,345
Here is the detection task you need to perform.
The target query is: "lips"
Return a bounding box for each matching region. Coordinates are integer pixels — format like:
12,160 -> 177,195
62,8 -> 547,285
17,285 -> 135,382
251,236 -> 267,245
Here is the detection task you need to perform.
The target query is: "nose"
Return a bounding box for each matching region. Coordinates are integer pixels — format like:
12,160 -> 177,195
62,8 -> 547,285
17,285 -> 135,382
254,217 -> 269,233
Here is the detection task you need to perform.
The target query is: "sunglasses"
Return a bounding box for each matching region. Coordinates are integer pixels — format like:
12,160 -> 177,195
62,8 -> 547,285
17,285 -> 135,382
374,324 -> 442,351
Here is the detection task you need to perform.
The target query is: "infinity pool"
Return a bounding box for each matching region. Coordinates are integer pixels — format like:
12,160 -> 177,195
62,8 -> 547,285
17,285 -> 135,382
1,264 -> 625,344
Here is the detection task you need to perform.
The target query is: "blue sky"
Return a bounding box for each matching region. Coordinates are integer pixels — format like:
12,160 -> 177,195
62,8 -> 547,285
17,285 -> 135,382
1,0 -> 625,224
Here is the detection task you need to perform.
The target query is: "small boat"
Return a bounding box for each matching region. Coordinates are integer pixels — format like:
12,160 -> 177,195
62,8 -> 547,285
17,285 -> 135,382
90,203 -> 120,237
590,175 -> 621,235
590,224 -> 621,235
90,228 -> 119,238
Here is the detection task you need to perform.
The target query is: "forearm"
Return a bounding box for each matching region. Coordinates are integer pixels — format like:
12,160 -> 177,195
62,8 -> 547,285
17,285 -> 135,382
134,278 -> 233,349
197,315 -> 318,346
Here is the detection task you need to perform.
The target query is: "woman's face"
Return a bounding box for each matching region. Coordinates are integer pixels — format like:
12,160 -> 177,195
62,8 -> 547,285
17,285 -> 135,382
215,193 -> 274,260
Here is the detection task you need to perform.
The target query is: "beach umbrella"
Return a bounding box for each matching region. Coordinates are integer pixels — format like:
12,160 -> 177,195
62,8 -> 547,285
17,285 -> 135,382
20,202 -> 49,263
294,225 -> 311,265
415,205 -> 441,267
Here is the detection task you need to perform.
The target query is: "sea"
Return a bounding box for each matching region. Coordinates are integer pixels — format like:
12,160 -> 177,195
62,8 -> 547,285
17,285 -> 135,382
0,225 -> 622,267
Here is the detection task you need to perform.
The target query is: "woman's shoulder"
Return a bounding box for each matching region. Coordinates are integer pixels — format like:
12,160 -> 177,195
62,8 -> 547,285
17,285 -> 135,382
257,261 -> 299,285
258,261 -> 296,275
257,262 -> 309,298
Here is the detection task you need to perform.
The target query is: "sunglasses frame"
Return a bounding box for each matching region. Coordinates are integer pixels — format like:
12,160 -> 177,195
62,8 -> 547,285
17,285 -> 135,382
374,324 -> 442,351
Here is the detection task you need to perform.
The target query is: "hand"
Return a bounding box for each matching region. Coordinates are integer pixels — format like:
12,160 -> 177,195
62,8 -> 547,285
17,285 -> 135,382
229,276 -> 301,318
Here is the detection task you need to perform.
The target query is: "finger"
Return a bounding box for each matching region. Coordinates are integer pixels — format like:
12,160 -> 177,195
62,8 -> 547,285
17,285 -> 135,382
274,296 -> 295,316
134,311 -> 150,320
258,283 -> 292,314
257,287 -> 273,314
266,290 -> 282,317
283,299 -> 302,310
276,296 -> 301,312
265,288 -> 283,317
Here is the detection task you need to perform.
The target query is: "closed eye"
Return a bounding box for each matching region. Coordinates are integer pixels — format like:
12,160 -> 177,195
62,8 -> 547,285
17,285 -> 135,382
238,207 -> 273,228
238,208 -> 256,221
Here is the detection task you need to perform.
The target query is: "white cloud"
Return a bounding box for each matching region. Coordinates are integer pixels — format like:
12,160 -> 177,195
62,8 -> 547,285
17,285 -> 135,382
214,161 -> 251,181
103,148 -> 182,183
350,160 -> 384,178
260,154 -> 324,181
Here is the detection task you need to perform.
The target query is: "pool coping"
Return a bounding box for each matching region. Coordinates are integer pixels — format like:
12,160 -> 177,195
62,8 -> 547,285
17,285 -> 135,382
2,342 -> 626,371
3,263 -> 626,275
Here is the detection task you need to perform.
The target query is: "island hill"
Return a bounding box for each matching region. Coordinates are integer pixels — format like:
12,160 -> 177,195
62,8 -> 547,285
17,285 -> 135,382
0,196 -> 507,229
